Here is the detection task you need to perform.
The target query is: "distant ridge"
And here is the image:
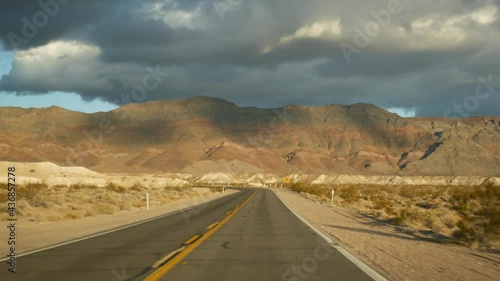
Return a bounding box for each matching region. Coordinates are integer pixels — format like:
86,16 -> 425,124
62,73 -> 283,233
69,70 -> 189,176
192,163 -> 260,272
1,96 -> 499,176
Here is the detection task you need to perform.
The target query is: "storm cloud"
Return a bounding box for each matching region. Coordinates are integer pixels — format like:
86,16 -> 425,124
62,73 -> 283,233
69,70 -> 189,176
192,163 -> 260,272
1,0 -> 499,116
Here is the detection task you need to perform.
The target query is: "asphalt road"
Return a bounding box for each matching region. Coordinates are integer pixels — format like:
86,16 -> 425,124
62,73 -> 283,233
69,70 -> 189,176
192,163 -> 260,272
2,189 -> 377,281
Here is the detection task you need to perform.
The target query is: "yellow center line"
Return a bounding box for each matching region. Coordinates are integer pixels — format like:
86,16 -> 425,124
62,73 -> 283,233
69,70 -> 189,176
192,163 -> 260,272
143,191 -> 256,281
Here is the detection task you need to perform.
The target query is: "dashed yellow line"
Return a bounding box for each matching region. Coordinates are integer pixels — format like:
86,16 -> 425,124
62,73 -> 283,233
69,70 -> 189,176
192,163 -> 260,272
182,234 -> 201,245
151,247 -> 185,269
206,221 -> 219,230
143,191 -> 256,281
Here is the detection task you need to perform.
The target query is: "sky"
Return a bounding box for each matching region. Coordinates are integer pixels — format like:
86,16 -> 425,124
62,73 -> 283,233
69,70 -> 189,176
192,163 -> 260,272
0,0 -> 499,117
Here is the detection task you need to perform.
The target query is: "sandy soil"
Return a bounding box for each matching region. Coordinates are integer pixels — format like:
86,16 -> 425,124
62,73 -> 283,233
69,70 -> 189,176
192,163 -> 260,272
274,188 -> 500,281
0,189 -> 237,257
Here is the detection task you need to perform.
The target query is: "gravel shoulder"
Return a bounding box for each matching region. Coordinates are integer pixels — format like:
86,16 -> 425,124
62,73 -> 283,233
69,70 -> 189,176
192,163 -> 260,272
0,189 -> 238,257
274,188 -> 500,281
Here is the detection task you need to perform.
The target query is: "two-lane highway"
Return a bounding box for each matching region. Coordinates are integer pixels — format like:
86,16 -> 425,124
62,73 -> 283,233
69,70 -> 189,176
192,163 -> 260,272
2,189 -> 381,281
150,189 -> 375,281
2,189 -> 253,281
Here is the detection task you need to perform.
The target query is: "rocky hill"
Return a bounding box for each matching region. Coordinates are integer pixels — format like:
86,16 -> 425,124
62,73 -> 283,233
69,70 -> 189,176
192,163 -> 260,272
1,96 -> 499,176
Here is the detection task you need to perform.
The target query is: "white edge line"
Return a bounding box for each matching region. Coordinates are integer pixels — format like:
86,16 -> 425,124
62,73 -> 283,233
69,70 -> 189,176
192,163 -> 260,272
273,189 -> 389,281
0,189 -> 241,262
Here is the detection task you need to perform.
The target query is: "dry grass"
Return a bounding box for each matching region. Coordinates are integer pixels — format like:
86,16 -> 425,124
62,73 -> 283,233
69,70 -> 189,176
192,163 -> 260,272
0,182 -> 216,222
288,182 -> 500,250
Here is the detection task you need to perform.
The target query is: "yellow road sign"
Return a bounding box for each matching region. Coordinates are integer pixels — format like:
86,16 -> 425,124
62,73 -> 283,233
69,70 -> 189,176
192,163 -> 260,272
284,177 -> 290,183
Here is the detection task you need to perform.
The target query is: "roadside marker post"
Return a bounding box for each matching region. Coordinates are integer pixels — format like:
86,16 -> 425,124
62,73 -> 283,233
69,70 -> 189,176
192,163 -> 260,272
331,190 -> 335,206
147,192 -> 150,210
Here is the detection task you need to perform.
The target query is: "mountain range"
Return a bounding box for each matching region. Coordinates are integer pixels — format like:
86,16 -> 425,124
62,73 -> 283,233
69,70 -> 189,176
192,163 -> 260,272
1,96 -> 499,176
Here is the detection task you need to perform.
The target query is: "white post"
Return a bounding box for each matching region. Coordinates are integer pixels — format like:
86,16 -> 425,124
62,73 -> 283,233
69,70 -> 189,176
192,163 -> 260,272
146,192 -> 150,210
331,190 -> 335,206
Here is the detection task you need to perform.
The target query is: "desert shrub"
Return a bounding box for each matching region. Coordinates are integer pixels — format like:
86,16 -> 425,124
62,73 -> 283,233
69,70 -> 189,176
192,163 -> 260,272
132,199 -> 145,208
37,201 -> 51,208
339,186 -> 360,203
164,185 -> 184,191
370,195 -> 395,215
17,183 -> 47,205
0,192 -> 7,203
399,185 -> 436,199
50,194 -> 66,205
105,182 -> 126,193
159,195 -> 174,204
358,186 -> 378,199
393,208 -> 426,226
14,200 -> 32,216
103,192 -> 121,205
97,203 -> 120,214
371,195 -> 392,210
130,183 -> 144,191
120,201 -> 133,211
70,183 -> 99,190
448,183 -> 500,244
67,203 -> 82,211
415,200 -> 440,209
289,182 -> 330,199
482,183 -> 500,236
454,219 -> 481,243
437,209 -> 461,228
84,207 -> 99,217
65,210 -> 84,220
209,187 -> 221,193
47,214 -> 64,221
425,213 -> 449,235
0,185 -> 7,202
286,182 -> 499,247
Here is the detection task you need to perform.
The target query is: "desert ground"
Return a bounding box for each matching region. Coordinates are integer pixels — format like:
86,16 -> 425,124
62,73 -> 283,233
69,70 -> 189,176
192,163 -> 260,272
0,161 -> 498,280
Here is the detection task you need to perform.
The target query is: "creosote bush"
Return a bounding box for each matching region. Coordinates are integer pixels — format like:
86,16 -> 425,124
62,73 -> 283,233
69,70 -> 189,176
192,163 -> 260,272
105,182 -> 127,193
17,182 -> 46,205
0,182 -> 214,222
287,181 -> 500,249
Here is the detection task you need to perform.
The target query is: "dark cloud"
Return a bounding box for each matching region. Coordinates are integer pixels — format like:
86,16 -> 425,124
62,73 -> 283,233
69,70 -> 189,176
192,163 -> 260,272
0,1 -> 121,51
0,0 -> 499,117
